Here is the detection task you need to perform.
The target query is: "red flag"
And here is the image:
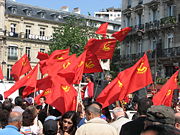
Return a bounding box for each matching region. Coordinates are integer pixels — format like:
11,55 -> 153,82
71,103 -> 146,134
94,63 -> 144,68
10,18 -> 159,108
35,76 -> 77,114
95,22 -> 108,36
152,70 -> 179,106
22,76 -> 52,97
0,66 -> 3,80
73,50 -> 87,84
84,38 -> 117,59
112,27 -> 132,42
4,65 -> 38,98
37,52 -> 49,61
11,54 -> 32,81
96,53 -> 153,108
84,51 -> 103,73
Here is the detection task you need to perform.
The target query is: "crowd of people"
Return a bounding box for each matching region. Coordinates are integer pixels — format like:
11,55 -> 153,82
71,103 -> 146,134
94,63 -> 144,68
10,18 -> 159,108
0,94 -> 179,135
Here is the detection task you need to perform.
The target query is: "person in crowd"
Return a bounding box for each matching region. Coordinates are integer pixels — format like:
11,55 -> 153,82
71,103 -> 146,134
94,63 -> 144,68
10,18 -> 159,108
12,96 -> 24,114
175,103 -> 180,113
45,108 -> 62,122
0,109 -> 10,128
75,102 -> 117,135
120,98 -> 153,135
43,119 -> 58,135
175,113 -> 180,130
59,111 -> 77,135
2,99 -> 13,112
38,96 -> 52,124
0,111 -> 22,135
20,105 -> 43,135
110,107 -> 131,134
82,75 -> 94,107
144,105 -> 175,128
141,124 -> 180,135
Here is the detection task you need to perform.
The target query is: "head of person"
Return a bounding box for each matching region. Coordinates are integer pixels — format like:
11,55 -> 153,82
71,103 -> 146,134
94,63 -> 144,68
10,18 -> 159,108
141,124 -> 180,135
2,99 -> 13,112
22,108 -> 35,126
85,75 -> 94,83
59,111 -> 77,134
40,96 -> 46,105
112,107 -> 125,120
137,98 -> 153,116
105,74 -> 112,81
8,111 -> 22,130
85,102 -> 102,121
145,105 -> 175,128
14,96 -> 24,107
25,105 -> 38,119
175,103 -> 180,113
43,119 -> 58,135
175,113 -> 180,130
0,109 -> 10,128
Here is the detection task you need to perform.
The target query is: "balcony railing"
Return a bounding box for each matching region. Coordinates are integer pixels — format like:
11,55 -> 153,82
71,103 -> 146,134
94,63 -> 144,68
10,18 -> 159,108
160,16 -> 176,26
8,56 -> 18,60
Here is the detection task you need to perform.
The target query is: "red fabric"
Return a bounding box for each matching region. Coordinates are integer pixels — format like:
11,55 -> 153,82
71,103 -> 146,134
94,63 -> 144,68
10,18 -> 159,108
35,76 -> 77,114
111,27 -> 132,42
82,81 -> 94,98
11,54 -> 32,81
95,22 -> 108,36
37,52 -> 49,61
83,51 -> 103,73
152,70 -> 179,106
96,53 -> 153,108
73,50 -> 87,84
0,66 -> 3,80
84,38 -> 117,59
4,65 -> 38,98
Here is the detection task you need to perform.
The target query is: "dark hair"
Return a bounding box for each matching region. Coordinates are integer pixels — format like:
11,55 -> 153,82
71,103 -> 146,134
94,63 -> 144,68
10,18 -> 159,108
15,96 -> 24,106
0,94 -> 3,101
0,109 -> 10,128
138,98 -> 153,115
40,96 -> 46,101
22,109 -> 35,126
2,100 -> 13,112
142,124 -> 180,135
59,111 -> 77,135
43,119 -> 58,135
85,74 -> 94,83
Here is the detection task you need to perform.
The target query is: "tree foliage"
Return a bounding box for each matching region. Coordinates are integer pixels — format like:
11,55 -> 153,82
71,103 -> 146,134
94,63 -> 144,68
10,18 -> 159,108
49,15 -> 98,55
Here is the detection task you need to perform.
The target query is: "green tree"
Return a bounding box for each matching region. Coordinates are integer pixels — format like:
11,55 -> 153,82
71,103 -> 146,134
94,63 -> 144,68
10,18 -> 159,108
49,15 -> 98,55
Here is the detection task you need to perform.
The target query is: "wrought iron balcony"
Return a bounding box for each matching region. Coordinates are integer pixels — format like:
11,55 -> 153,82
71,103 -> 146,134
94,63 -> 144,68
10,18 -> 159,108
145,20 -> 160,31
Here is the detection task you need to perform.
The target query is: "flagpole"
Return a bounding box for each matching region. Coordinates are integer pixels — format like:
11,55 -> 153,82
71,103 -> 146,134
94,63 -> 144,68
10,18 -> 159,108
33,64 -> 39,105
76,83 -> 81,112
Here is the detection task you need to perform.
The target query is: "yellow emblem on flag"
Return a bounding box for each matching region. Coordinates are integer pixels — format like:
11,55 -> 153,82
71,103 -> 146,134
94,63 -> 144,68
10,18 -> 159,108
122,30 -> 128,35
85,61 -> 95,68
44,89 -> 51,95
78,61 -> 84,67
56,56 -> 64,60
166,89 -> 172,96
137,62 -> 147,74
61,85 -> 70,92
118,80 -> 123,88
103,42 -> 111,51
63,61 -> 71,69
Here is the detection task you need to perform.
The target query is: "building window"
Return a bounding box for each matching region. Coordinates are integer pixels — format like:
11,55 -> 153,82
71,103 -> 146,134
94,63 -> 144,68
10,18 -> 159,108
40,48 -> 45,53
7,65 -> 13,80
152,10 -> 157,21
137,14 -> 142,25
138,0 -> 143,5
40,28 -> 45,36
126,16 -> 131,27
11,7 -> 17,14
25,26 -> 31,38
10,23 -> 16,33
167,5 -> 174,16
167,33 -> 173,48
151,38 -> 156,50
25,47 -> 31,59
113,25 -> 120,31
128,0 -> 132,8
126,43 -> 131,55
137,40 -> 143,53
40,12 -> 45,18
8,46 -> 18,60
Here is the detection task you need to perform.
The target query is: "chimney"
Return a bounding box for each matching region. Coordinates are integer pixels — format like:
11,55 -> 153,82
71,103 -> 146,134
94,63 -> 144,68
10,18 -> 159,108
60,6 -> 69,12
73,7 -> 80,14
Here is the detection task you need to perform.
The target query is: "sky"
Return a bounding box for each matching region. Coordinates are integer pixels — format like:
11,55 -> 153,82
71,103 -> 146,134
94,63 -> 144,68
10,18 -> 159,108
15,0 -> 122,16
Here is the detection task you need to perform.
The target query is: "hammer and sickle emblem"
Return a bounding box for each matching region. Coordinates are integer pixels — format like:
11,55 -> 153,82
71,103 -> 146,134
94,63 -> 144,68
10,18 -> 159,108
44,89 -> 51,95
63,61 -> 71,69
122,30 -> 128,35
56,56 -> 64,60
103,42 -> 111,51
22,58 -> 26,66
166,89 -> 172,96
85,61 -> 95,68
78,61 -> 84,67
61,86 -> 70,92
118,80 -> 123,88
137,62 -> 147,74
